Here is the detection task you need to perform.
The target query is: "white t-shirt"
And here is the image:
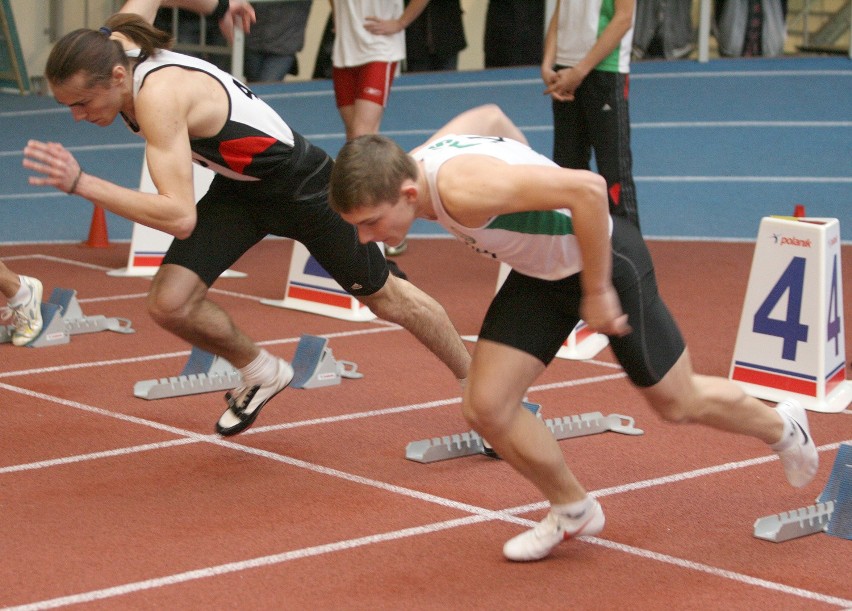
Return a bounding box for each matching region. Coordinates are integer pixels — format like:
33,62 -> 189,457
331,0 -> 406,67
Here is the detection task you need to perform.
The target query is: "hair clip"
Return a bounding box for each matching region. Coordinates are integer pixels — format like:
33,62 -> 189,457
99,26 -> 112,36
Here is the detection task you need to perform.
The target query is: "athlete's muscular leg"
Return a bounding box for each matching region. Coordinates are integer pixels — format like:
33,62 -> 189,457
640,348 -> 784,444
357,273 -> 470,381
465,338 -> 587,505
147,264 -> 259,368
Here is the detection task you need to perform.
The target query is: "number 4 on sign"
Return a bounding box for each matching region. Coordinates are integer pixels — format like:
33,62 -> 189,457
752,256 -> 809,361
827,255 -> 843,355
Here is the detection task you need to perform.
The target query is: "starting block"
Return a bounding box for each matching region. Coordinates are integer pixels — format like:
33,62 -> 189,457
754,442 -> 852,542
753,501 -> 835,542
133,335 -> 363,399
405,403 -> 643,463
1,288 -> 134,348
290,334 -> 363,389
49,288 -> 134,337
134,346 -> 242,400
0,300 -> 68,347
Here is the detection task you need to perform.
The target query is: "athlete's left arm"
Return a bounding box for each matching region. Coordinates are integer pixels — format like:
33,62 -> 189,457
441,157 -> 629,336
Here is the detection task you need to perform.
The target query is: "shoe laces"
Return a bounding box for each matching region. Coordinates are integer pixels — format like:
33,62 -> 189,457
0,305 -> 32,330
226,384 -> 260,411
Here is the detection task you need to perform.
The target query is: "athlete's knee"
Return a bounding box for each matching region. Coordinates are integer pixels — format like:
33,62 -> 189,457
648,395 -> 697,424
147,277 -> 202,328
462,384 -> 518,436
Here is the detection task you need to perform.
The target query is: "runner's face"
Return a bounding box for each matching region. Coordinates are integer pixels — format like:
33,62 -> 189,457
341,198 -> 413,248
51,71 -> 124,127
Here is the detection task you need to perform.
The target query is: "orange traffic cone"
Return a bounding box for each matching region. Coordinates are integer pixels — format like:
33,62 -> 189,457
793,204 -> 806,218
83,206 -> 110,248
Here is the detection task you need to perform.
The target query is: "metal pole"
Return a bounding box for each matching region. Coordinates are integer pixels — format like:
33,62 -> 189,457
698,0 -> 711,62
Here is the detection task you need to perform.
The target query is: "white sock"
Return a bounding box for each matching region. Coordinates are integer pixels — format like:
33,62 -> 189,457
239,349 -> 279,386
551,497 -> 592,519
7,276 -> 30,307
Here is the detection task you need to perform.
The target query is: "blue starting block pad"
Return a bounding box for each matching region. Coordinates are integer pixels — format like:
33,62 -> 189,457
290,334 -> 363,389
1,287 -> 134,348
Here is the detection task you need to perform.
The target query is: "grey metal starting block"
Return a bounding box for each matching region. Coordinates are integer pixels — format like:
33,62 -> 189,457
50,288 -> 134,337
405,408 -> 644,463
133,335 -> 363,400
134,346 -> 242,400
290,334 -> 363,389
754,442 -> 852,542
2,287 -> 133,348
753,501 -> 835,542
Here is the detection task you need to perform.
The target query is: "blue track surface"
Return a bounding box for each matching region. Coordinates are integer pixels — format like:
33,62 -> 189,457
1,56 -> 849,244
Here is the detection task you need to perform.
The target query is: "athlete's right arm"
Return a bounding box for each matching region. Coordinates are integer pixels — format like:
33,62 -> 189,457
22,70 -> 198,238
22,130 -> 197,238
118,0 -> 255,41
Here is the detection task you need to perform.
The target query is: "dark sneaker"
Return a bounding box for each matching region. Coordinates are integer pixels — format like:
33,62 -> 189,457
772,399 -> 819,488
503,497 -> 605,562
216,358 -> 293,436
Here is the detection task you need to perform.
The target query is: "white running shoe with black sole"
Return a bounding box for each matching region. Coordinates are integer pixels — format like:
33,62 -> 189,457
216,358 -> 294,436
503,498 -> 605,562
772,399 -> 819,488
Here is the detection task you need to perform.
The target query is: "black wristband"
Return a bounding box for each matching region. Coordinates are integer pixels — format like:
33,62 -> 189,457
68,167 -> 83,195
209,0 -> 229,21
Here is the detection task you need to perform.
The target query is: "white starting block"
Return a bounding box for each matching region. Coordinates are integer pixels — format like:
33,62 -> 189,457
290,334 -> 363,389
1,288 -> 134,348
754,442 -> 852,542
134,346 -> 242,400
405,402 -> 643,463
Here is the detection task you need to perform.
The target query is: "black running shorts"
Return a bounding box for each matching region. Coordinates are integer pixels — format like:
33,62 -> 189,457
162,141 -> 389,295
478,215 -> 685,388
